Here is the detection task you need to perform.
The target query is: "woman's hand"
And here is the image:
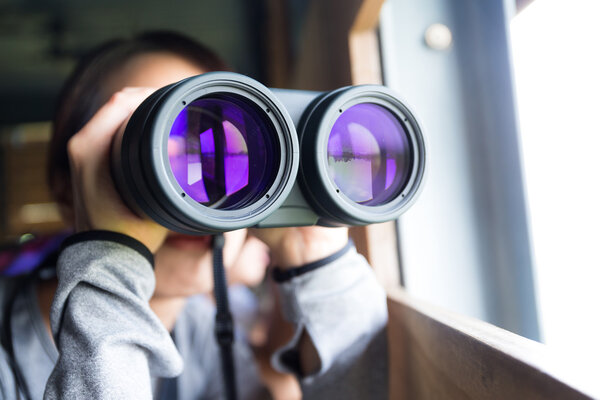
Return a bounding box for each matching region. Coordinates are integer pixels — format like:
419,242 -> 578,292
67,87 -> 167,252
249,226 -> 348,269
228,235 -> 271,286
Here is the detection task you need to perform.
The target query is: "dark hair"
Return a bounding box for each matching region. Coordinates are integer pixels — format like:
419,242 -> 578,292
47,31 -> 229,218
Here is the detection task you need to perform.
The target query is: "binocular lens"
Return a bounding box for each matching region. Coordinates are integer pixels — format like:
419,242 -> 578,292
327,103 -> 412,206
168,95 -> 280,210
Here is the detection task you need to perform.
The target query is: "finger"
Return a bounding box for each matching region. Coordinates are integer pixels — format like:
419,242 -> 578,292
75,87 -> 157,143
67,87 -> 157,170
223,229 -> 248,268
120,86 -> 154,93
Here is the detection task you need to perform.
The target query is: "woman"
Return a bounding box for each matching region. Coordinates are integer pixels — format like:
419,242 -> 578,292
0,31 -> 387,399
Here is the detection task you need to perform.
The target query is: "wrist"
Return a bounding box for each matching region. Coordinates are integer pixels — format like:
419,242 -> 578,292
271,240 -> 353,282
271,228 -> 349,270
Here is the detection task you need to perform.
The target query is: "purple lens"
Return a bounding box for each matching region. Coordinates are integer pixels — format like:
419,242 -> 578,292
168,96 -> 279,209
327,103 -> 412,206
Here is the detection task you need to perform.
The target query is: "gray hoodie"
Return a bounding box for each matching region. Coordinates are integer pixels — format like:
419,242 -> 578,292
0,232 -> 387,399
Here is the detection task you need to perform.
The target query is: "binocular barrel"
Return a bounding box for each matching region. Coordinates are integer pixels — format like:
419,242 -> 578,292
111,72 -> 426,235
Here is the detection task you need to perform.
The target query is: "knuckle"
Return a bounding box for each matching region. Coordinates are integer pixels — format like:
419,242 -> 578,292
108,90 -> 128,105
67,135 -> 84,159
67,136 -> 78,153
108,87 -> 156,110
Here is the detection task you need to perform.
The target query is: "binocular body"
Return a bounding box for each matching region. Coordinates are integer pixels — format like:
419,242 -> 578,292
111,72 -> 426,235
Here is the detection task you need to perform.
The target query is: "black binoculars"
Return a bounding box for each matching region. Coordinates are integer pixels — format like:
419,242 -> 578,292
111,72 -> 426,235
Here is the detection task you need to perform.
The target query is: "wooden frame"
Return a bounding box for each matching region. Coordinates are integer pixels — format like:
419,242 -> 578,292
387,287 -> 597,399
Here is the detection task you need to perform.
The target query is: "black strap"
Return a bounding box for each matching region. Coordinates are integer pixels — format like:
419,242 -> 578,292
211,234 -> 237,400
61,230 -> 154,267
271,239 -> 353,283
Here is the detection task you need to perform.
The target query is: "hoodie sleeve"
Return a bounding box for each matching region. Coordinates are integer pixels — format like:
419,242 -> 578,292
271,243 -> 388,400
44,231 -> 183,400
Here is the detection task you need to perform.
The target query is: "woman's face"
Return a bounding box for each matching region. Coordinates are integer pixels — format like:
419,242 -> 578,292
106,52 -> 270,297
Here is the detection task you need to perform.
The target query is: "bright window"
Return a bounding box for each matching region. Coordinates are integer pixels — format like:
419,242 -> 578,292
511,0 -> 600,367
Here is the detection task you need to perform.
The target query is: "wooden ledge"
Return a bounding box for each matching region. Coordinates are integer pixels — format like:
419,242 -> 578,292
386,288 -> 598,399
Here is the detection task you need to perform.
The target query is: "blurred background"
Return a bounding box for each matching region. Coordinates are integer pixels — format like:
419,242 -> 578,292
0,0 -> 598,378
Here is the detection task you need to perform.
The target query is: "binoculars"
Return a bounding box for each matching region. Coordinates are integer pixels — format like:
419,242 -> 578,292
111,72 -> 426,235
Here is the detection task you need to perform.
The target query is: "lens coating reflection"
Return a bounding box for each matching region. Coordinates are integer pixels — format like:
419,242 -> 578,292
168,96 -> 278,209
327,103 -> 412,206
